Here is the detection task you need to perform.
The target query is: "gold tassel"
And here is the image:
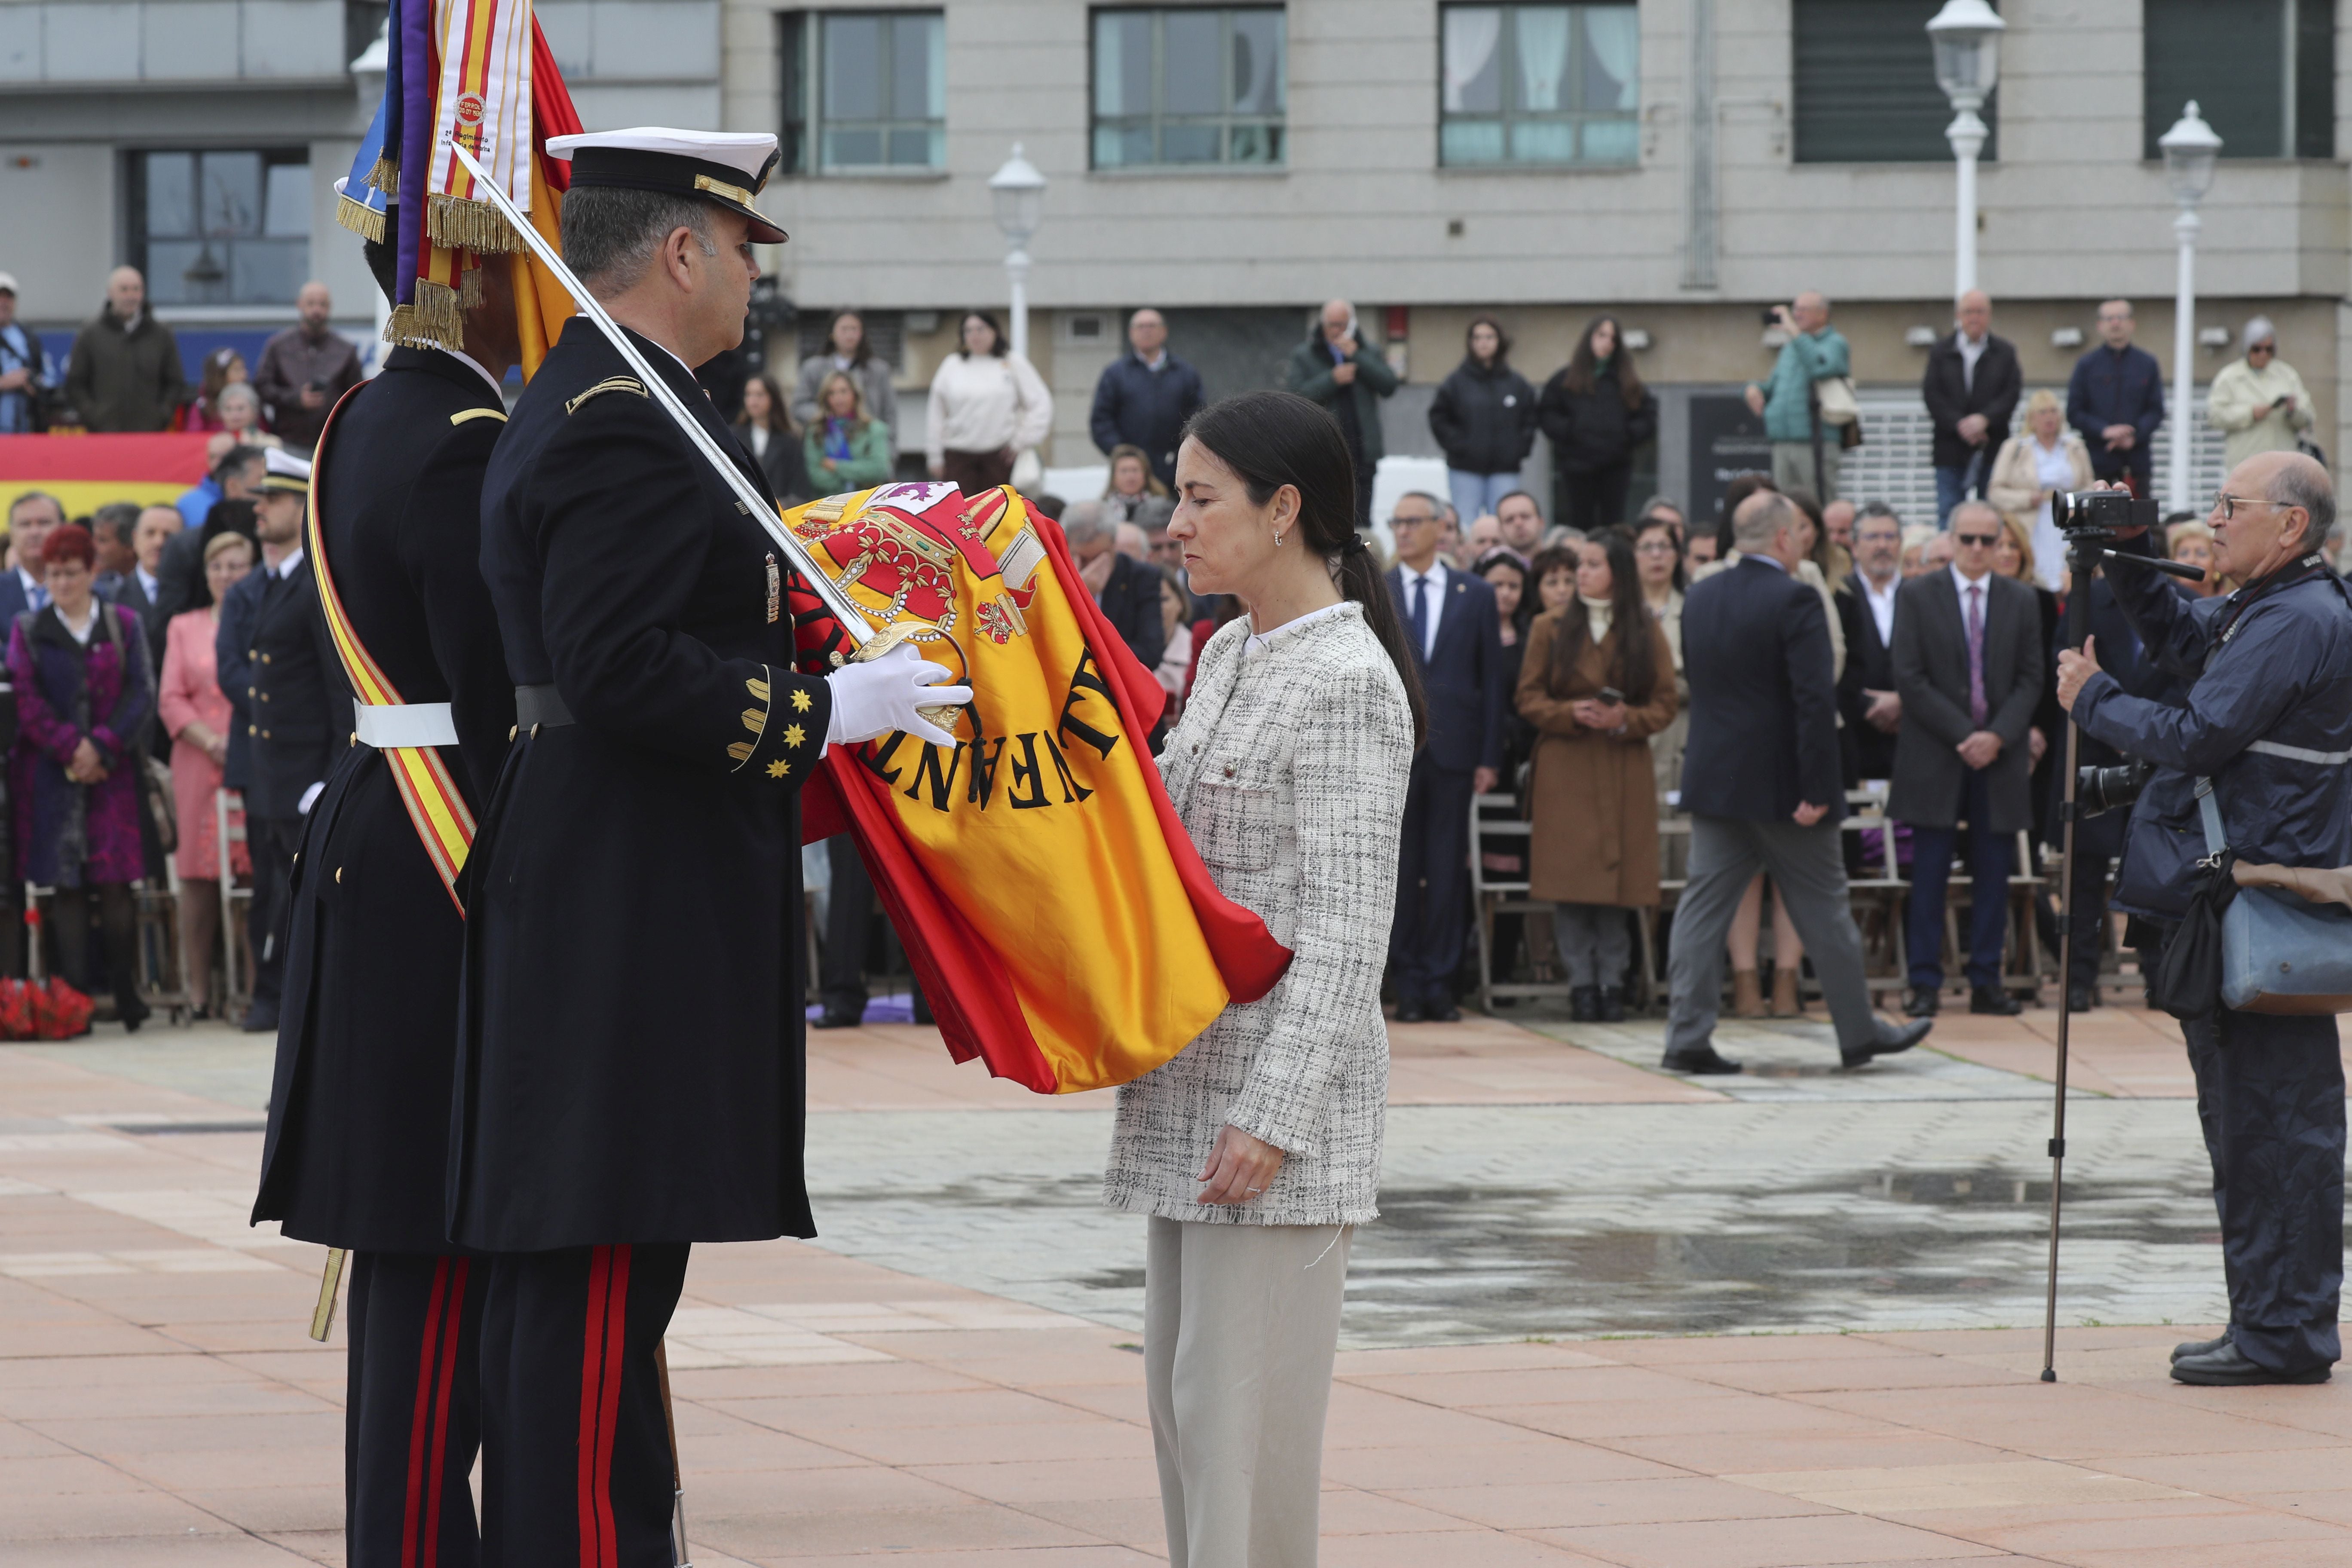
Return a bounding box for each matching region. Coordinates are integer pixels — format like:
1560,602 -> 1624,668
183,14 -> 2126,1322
364,155 -> 399,197
458,261 -> 485,309
334,192 -> 387,243
427,193 -> 521,254
383,280 -> 464,352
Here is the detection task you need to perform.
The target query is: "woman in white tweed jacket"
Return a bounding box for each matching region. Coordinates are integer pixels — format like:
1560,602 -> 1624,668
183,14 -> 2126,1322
1102,391 -> 1421,1568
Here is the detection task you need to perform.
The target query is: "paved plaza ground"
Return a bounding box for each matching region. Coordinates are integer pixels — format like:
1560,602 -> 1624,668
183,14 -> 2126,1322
6,1001 -> 2352,1565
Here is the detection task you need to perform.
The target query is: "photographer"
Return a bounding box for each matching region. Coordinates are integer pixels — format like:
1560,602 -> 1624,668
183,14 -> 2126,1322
2056,451 -> 2352,1387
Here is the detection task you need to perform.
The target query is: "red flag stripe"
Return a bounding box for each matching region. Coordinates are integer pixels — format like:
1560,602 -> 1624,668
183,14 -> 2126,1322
401,1259 -> 453,1568
0,432 -> 213,484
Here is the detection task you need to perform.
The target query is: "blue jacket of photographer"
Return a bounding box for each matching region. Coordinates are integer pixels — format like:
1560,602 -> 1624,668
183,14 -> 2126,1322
2076,554 -> 2352,922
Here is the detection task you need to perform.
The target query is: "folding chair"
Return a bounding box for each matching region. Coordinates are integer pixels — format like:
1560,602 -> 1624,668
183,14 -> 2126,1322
216,789 -> 254,1017
1468,790 -> 1574,1014
1841,785 -> 1911,996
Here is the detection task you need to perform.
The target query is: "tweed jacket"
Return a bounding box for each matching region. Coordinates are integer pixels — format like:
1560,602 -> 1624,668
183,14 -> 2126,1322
1102,601 -> 1413,1226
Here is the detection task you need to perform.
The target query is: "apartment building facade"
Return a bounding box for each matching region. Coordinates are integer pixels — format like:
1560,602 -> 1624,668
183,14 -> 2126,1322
5,0 -> 2346,519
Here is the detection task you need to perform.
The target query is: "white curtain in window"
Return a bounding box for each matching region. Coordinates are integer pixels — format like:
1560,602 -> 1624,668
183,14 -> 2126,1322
1515,7 -> 1571,112
1095,14 -> 1124,116
1443,7 -> 1503,112
922,13 -> 946,117
1582,5 -> 1639,111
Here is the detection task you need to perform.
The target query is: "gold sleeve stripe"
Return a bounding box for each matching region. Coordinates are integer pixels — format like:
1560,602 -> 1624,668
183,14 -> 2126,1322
728,740 -> 755,763
564,377 -> 649,415
741,706 -> 767,735
746,676 -> 770,702
450,407 -> 508,426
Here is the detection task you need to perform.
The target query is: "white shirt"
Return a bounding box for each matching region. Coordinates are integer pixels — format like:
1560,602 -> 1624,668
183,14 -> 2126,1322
1957,330 -> 1988,392
1243,601 -> 1351,661
2030,437 -> 2076,592
15,566 -> 46,609
1396,560 -> 1449,660
448,347 -> 503,398
1949,561 -> 1994,620
924,352 -> 1054,466
58,603 -> 96,646
1861,571 -> 1898,648
272,547 -> 305,581
135,565 -> 160,603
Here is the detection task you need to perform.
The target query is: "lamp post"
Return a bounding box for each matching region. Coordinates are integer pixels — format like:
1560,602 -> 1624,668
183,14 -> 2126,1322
2159,101 -> 2222,513
987,144 -> 1047,361
1927,0 -> 2005,300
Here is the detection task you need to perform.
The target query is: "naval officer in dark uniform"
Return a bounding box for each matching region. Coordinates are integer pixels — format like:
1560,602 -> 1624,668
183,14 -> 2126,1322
250,219 -> 521,1568
216,447 -> 343,1032
454,127 -> 968,1563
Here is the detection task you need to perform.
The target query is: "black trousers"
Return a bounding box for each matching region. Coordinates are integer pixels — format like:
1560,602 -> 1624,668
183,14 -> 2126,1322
2182,1008 -> 2345,1375
479,1243 -> 689,1568
248,813 -> 305,1010
53,880 -> 139,1016
347,1252 -> 487,1568
2063,852 -> 2113,991
821,834 -> 873,1018
1905,769 -> 2011,991
1389,757 -> 1475,1004
1560,461 -> 1633,536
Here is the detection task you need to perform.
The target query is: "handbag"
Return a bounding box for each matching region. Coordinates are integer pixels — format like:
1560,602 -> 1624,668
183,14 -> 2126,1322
2163,775 -> 2352,1017
1814,373 -> 1861,428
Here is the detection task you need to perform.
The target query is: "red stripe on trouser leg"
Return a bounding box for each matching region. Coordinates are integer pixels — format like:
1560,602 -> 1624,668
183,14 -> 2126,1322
576,1246 -> 612,1568
419,1259 -> 469,1568
592,1246 -> 632,1568
401,1259 -> 452,1568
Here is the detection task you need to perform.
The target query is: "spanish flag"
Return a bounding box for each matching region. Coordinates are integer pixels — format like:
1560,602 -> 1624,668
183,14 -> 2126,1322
0,433 -> 213,520
794,483 -> 1291,1094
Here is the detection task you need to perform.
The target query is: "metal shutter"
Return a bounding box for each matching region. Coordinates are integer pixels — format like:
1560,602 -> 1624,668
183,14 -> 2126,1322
1793,0 -> 1999,165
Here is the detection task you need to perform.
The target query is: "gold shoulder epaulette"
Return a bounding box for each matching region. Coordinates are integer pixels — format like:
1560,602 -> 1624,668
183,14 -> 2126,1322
450,407 -> 507,426
565,377 -> 649,416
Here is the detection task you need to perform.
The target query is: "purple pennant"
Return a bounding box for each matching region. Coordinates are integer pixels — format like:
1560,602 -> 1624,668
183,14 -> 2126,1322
394,0 -> 434,307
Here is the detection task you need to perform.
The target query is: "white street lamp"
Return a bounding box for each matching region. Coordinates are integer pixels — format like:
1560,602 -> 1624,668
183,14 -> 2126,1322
2159,101 -> 2223,513
987,144 -> 1047,362
1927,0 -> 2005,300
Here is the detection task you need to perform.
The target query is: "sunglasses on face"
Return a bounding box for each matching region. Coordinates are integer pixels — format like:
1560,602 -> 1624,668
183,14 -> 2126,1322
1954,532 -> 2000,547
2250,343 -> 2277,355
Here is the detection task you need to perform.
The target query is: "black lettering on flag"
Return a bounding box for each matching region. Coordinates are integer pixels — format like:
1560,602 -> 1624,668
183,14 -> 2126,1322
1042,730 -> 1094,805
861,731 -> 912,787
905,741 -> 962,813
1058,649 -> 1120,762
966,735 -> 1007,809
1006,732 -> 1049,809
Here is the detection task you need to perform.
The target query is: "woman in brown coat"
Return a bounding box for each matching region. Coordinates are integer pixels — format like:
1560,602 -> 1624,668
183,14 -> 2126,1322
1516,529 -> 1678,1022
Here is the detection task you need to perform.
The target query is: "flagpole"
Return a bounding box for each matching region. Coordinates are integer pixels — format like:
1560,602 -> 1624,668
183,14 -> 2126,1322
443,139 -> 875,647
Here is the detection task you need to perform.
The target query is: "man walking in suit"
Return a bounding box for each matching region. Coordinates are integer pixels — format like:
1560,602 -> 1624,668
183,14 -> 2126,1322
1838,503 -> 1905,784
1922,291 -> 2022,525
1889,500 -> 2043,1017
1384,490 -> 1504,1022
1666,490 -> 1933,1073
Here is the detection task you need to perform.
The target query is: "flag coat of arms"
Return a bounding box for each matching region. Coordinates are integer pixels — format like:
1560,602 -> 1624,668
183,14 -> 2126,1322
795,482 -> 1292,1093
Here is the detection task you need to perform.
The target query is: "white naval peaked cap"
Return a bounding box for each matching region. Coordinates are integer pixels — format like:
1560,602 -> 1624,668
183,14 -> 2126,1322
261,447 -> 314,495
544,127 -> 787,244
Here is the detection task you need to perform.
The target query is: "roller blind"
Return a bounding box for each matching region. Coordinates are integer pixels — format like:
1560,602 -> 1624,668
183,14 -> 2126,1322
1793,0 -> 1998,165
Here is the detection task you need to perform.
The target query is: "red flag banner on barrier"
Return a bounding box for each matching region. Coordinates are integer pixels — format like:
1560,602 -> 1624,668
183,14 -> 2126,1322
791,482 -> 1291,1094
0,433 -> 213,520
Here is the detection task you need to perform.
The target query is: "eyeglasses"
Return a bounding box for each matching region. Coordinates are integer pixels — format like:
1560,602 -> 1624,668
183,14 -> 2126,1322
2249,343 -> 2277,355
2211,493 -> 2288,521
1953,532 -> 2000,547
1391,513 -> 1439,528
1635,539 -> 1677,555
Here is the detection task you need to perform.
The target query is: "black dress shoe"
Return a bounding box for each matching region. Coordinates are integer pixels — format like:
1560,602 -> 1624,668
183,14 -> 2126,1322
1903,986 -> 1941,1018
811,1008 -> 864,1030
1970,986 -> 2024,1016
1598,986 -> 1627,1023
2067,983 -> 2097,1014
2171,1340 -> 2331,1385
1569,985 -> 1601,1023
1427,999 -> 1463,1023
1842,1017 -> 1932,1069
1393,998 -> 1426,1024
1661,1045 -> 1743,1075
2173,1331 -> 2231,1363
240,1004 -> 278,1034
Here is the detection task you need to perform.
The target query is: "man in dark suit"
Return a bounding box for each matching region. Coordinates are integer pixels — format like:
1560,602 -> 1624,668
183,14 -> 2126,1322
1889,500 -> 2044,1017
1383,489 -> 1505,1022
1838,502 -> 1905,784
0,490 -> 63,623
1088,308 -> 1206,490
1923,290 -> 2022,525
91,504 -> 169,669
216,448 -> 343,1033
1064,499 -> 1166,670
2067,299 -> 2165,493
159,446 -> 267,620
1667,490 -> 1934,1074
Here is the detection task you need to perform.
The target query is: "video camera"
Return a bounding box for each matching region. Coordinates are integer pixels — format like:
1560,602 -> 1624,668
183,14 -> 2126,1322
2052,489 -> 2161,536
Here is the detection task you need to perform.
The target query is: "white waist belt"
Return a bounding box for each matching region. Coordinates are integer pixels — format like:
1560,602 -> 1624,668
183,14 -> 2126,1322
353,702 -> 459,749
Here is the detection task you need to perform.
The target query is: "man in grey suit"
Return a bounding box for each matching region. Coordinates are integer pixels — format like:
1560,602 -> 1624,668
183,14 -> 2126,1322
1890,499 -> 2043,1017
1664,490 -> 1934,1074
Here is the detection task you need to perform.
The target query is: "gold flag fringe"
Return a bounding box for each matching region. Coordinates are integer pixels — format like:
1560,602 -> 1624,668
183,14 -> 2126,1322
427,193 -> 522,254
334,191 -> 387,243
364,155 -> 399,198
459,261 -> 486,309
383,279 -> 464,352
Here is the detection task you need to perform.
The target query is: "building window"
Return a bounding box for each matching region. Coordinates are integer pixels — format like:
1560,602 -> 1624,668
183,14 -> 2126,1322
1792,0 -> 1997,164
129,150 -> 310,307
1091,7 -> 1286,169
2144,0 -> 2332,160
1439,4 -> 1638,167
779,10 -> 946,174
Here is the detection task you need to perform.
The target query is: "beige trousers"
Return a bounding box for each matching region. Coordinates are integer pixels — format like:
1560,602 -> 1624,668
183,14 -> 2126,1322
1143,1217 -> 1354,1568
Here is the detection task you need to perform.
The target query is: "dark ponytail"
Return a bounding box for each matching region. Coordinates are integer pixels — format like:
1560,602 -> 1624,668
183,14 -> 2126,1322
1180,391 -> 1427,749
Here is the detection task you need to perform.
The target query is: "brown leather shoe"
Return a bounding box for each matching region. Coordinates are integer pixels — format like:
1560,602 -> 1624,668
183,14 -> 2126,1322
1771,966 -> 1801,1017
1733,969 -> 1764,1018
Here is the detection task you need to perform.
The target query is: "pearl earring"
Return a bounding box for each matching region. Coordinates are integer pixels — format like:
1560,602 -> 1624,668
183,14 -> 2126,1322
1274,529 -> 1285,547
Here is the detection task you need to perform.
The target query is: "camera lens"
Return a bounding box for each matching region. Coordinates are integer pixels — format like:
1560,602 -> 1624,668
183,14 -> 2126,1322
2077,760 -> 2154,819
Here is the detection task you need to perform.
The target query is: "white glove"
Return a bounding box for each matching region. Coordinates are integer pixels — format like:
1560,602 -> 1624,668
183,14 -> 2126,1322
824,643 -> 971,749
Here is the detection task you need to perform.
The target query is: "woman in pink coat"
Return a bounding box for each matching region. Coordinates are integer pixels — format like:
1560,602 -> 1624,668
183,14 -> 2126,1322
157,532 -> 254,1017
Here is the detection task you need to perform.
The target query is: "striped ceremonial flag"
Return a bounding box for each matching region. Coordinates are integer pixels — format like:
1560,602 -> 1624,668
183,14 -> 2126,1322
0,433 -> 213,520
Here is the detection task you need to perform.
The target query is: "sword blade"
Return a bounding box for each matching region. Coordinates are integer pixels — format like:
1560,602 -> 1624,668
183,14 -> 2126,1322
442,138 -> 874,645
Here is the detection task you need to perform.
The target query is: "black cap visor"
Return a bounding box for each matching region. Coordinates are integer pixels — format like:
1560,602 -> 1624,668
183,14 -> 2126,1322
568,146 -> 788,244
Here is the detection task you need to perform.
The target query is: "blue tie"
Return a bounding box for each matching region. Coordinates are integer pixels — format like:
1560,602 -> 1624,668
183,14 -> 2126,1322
1409,573 -> 1430,665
